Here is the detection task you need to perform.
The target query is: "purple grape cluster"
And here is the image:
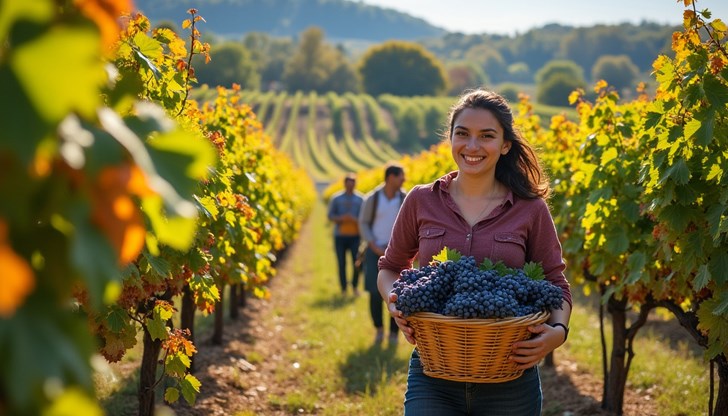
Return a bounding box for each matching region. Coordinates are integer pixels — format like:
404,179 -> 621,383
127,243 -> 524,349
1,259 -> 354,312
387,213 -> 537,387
392,256 -> 563,319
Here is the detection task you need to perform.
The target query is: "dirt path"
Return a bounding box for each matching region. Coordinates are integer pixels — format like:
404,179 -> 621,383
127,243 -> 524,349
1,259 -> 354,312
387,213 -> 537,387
168,216 -> 657,416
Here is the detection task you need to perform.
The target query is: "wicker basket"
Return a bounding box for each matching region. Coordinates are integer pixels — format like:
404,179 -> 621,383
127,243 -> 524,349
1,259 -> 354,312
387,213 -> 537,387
407,310 -> 550,383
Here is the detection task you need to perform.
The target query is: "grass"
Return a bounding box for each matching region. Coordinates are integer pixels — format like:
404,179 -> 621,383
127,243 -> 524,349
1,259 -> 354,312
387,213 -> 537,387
96,197 -> 713,415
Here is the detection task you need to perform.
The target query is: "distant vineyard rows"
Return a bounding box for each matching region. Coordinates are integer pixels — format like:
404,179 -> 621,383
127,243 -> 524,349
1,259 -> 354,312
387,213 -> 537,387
193,88 -> 575,184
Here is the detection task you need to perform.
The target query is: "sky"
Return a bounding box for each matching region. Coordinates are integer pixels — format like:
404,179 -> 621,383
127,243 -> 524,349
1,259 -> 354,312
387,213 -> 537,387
352,0 -> 728,36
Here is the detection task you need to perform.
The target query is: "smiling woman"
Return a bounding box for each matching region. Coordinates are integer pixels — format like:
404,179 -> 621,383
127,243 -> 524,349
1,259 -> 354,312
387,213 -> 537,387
376,88 -> 572,415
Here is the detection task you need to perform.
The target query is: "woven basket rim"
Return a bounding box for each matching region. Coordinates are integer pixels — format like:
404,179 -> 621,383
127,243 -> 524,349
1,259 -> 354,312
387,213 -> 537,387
408,310 -> 550,326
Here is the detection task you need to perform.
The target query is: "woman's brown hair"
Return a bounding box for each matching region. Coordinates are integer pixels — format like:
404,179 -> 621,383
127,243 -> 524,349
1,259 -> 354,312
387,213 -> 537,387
444,88 -> 550,199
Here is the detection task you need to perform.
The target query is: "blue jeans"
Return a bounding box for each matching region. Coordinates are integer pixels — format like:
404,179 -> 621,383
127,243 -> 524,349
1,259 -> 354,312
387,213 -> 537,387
334,235 -> 360,292
404,349 -> 542,416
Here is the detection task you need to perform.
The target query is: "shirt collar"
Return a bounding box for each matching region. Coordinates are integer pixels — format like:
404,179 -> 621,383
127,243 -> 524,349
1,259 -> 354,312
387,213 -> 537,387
434,171 -> 515,207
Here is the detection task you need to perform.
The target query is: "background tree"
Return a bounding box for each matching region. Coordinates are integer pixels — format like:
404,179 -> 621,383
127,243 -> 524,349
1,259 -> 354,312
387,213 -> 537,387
358,40 -> 448,96
536,72 -> 585,106
194,42 -> 260,89
591,54 -> 640,91
535,59 -> 585,105
242,32 -> 294,91
398,104 -> 425,150
464,44 -> 507,84
283,26 -> 359,93
446,61 -> 488,96
535,59 -> 585,86
506,62 -> 532,83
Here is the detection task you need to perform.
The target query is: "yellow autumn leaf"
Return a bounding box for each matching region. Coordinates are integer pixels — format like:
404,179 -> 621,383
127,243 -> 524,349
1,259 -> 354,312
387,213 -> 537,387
601,147 -> 619,165
711,19 -> 727,32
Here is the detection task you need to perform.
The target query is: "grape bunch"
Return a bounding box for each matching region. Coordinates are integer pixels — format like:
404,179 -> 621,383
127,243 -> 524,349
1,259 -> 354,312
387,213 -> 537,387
392,254 -> 563,319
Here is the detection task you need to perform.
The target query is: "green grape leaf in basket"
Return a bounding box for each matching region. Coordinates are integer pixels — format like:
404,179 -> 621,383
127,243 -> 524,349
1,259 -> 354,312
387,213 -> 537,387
479,258 -> 512,276
522,262 -> 546,280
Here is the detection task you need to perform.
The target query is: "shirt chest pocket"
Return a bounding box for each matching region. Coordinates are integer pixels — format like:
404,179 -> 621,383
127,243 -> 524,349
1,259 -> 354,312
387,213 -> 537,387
418,227 -> 445,260
490,232 -> 526,266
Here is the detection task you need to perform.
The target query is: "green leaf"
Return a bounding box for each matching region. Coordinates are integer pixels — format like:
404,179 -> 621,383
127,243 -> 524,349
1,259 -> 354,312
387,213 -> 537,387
0,0 -> 53,42
142,250 -> 172,277
106,306 -> 130,333
714,291 -> 728,318
620,199 -> 641,223
684,118 -> 702,141
605,227 -> 629,255
704,75 -> 728,108
693,265 -> 711,291
697,296 -> 728,359
1,298 -> 96,411
180,374 -> 201,405
195,195 -> 219,220
164,387 -> 180,404
68,201 -> 121,310
146,313 -> 168,341
706,204 -> 726,241
709,252 -> 728,285
146,129 -> 218,196
522,262 -> 545,280
626,252 -> 646,284
0,58 -> 52,163
165,353 -> 190,377
660,158 -> 690,185
132,32 -> 162,78
143,197 -> 198,251
643,111 -> 663,130
11,25 -> 105,122
694,109 -> 715,146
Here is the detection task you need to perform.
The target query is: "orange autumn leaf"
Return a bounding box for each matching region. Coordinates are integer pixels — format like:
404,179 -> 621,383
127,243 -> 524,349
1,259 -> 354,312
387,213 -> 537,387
0,221 -> 35,317
74,0 -> 134,50
92,165 -> 147,265
127,164 -> 157,197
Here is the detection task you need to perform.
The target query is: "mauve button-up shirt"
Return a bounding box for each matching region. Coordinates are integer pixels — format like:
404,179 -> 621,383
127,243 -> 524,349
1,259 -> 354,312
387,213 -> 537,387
379,171 -> 572,307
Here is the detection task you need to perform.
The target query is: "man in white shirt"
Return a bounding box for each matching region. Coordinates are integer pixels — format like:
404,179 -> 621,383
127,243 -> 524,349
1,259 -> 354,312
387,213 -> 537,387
358,164 -> 406,345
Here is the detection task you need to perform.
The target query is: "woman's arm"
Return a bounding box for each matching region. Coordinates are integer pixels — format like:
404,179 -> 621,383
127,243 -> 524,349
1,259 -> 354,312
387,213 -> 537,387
509,299 -> 571,370
378,268 -> 416,345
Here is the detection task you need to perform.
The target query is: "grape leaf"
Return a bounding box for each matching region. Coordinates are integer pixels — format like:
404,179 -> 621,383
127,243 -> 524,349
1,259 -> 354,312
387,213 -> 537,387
164,387 -> 180,404
180,374 -> 201,405
431,246 -> 461,263
522,262 -> 545,280
165,352 -> 190,378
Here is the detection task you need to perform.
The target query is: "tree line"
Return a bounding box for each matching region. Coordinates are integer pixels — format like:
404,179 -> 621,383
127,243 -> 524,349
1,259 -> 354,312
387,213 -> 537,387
158,19 -> 677,106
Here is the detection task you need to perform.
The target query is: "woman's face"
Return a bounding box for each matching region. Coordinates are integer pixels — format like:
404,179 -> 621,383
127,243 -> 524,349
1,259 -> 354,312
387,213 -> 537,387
450,107 -> 511,178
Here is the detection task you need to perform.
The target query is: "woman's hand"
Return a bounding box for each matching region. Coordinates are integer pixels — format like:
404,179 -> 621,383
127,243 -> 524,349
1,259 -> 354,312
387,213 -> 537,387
509,323 -> 566,369
387,292 -> 416,345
